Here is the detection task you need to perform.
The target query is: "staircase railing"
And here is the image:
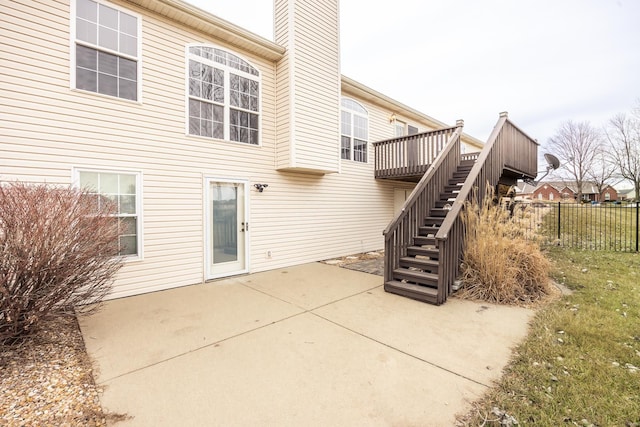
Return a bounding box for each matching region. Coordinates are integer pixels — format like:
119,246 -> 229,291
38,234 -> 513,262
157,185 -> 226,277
374,126 -> 458,179
435,112 -> 539,300
383,123 -> 464,298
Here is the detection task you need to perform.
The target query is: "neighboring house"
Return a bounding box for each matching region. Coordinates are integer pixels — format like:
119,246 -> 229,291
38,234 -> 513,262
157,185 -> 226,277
2,0 -> 490,300
618,188 -> 637,201
533,181 -> 618,202
598,185 -> 618,202
514,181 -> 537,200
532,183 -> 563,202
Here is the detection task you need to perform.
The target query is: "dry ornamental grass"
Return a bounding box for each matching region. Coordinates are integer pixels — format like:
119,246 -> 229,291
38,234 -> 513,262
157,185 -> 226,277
457,187 -> 552,305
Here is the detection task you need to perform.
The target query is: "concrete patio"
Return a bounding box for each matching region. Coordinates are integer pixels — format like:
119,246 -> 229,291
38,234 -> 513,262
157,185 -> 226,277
79,262 -> 534,426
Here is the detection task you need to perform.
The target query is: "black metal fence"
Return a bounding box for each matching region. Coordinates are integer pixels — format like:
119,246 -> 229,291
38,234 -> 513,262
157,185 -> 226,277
512,202 -> 640,252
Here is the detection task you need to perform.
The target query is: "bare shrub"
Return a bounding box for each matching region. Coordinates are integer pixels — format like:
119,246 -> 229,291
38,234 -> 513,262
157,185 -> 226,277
0,182 -> 123,344
457,187 -> 552,305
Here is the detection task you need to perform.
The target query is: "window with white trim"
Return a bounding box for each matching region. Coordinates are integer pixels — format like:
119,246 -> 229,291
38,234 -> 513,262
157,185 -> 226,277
77,169 -> 142,258
187,46 -> 260,144
341,98 -> 368,162
394,120 -> 419,137
73,0 -> 140,101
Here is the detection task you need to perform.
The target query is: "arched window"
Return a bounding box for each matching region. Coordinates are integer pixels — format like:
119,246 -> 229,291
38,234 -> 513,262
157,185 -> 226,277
187,45 -> 260,145
340,98 -> 368,162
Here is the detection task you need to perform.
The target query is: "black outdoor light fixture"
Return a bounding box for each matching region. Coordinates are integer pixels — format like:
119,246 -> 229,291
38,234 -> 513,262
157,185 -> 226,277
254,183 -> 269,192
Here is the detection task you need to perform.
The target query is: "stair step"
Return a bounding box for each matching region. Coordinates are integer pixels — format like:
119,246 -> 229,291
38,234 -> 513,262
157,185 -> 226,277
429,208 -> 449,217
452,172 -> 469,179
444,185 -> 462,192
418,225 -> 440,235
440,192 -> 457,200
384,280 -> 439,304
434,200 -> 454,208
424,217 -> 444,226
392,268 -> 439,286
399,257 -> 439,272
407,245 -> 439,258
413,235 -> 436,246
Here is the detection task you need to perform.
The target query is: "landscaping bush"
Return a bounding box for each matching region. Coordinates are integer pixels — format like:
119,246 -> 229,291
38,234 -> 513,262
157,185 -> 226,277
0,182 -> 123,344
457,187 -> 552,305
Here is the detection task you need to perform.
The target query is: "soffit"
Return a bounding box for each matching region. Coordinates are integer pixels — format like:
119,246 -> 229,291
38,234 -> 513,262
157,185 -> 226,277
125,0 -> 285,61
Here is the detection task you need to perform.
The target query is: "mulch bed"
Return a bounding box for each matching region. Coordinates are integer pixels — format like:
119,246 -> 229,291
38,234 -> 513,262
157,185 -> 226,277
0,316 -> 112,426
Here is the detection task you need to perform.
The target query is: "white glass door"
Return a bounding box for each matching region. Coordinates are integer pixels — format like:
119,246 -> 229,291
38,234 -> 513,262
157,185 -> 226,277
206,179 -> 248,279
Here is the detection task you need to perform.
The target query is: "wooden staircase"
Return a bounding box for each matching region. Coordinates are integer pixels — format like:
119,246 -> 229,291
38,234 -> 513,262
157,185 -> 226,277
385,159 -> 474,304
379,113 -> 539,305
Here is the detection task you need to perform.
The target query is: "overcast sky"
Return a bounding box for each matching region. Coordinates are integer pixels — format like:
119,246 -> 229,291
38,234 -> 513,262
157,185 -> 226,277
188,0 -> 640,150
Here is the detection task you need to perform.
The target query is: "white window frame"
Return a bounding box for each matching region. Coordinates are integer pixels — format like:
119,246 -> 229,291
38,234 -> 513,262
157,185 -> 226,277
393,119 -> 419,137
394,119 -> 406,137
340,97 -> 369,163
72,167 -> 143,261
70,0 -> 143,102
185,44 -> 262,146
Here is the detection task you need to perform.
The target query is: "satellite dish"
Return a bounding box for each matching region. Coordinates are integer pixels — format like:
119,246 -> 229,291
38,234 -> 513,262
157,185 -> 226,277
524,153 -> 561,186
544,153 -> 560,171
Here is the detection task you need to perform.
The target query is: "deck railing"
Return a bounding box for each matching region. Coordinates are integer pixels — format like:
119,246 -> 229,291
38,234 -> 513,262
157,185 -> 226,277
382,124 -> 464,302
461,152 -> 480,162
373,127 -> 457,179
435,112 -> 539,298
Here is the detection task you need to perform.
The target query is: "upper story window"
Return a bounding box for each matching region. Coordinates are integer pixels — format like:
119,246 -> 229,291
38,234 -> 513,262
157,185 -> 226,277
73,0 -> 140,101
187,45 -> 261,145
341,98 -> 368,162
394,119 -> 419,137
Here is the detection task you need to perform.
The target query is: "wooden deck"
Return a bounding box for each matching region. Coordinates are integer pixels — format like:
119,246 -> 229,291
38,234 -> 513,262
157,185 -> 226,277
373,127 -> 457,182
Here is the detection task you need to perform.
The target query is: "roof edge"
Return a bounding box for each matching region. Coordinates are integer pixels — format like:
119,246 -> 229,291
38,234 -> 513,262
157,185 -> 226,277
127,0 -> 286,61
341,75 -> 484,149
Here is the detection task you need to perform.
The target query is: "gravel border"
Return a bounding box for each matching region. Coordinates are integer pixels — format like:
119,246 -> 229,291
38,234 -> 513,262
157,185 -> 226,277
0,316 -> 121,426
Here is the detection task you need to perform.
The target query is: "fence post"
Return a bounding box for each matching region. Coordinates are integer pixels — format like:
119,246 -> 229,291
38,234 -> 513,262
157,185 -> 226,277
557,202 -> 561,241
636,202 -> 640,252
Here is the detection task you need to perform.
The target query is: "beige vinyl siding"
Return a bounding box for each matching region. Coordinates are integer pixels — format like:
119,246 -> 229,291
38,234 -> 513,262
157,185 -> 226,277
2,0 -> 279,298
274,0 -> 340,173
274,0 -> 291,169
2,0 -> 450,299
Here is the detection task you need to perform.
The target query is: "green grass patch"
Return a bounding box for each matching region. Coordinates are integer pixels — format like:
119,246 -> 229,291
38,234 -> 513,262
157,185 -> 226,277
459,248 -> 640,426
538,204 -> 638,252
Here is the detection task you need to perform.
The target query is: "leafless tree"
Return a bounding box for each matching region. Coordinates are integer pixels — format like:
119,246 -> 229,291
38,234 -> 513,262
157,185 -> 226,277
587,151 -> 616,200
605,107 -> 640,202
546,120 -> 603,202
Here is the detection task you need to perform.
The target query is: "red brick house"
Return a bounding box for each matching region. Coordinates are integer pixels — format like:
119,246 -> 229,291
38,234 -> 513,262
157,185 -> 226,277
534,181 -> 618,202
599,186 -> 618,202
532,183 -> 563,201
